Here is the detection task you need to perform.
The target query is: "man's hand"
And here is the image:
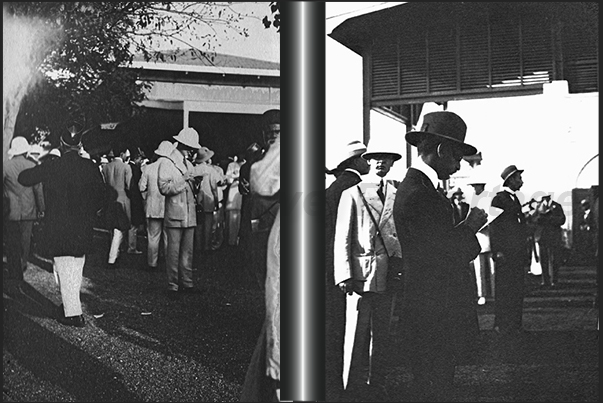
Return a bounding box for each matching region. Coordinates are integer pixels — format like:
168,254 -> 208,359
338,279 -> 356,295
464,207 -> 488,233
239,177 -> 250,195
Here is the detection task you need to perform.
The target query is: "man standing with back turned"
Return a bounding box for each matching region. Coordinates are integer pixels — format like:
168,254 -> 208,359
393,111 -> 487,402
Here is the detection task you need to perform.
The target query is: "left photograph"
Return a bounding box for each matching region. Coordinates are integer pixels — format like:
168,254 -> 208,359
3,2 -> 280,402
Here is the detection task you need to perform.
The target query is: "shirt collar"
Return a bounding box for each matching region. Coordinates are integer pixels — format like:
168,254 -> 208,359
503,186 -> 516,195
411,157 -> 440,190
344,168 -> 362,179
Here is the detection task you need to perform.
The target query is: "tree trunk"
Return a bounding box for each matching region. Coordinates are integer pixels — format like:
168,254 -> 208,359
3,78 -> 30,163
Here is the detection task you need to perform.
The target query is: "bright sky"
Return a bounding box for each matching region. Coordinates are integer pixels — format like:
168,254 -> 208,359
214,2 -> 279,63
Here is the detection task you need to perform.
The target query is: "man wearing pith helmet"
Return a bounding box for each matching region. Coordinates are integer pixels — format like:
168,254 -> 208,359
157,127 -> 204,300
333,143 -> 403,400
324,139 -> 370,401
393,110 -> 487,401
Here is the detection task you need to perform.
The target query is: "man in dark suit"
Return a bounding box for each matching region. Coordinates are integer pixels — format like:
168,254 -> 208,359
489,164 -> 531,337
324,140 -> 370,402
534,194 -> 566,287
18,125 -> 106,327
393,111 -> 487,402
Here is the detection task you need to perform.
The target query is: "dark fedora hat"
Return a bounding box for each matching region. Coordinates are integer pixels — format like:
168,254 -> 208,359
405,111 -> 477,156
60,123 -> 84,148
500,164 -> 524,184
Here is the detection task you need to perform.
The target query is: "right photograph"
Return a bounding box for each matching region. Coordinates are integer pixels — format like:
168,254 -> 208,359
324,2 -> 598,402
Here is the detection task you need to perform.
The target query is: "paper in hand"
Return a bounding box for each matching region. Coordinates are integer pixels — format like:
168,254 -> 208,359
467,192 -> 503,231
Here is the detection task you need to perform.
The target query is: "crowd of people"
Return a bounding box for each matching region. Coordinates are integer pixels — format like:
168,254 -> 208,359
324,110 -> 581,402
4,109 -> 281,401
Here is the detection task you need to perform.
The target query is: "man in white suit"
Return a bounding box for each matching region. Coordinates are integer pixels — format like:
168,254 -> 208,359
334,146 -> 403,399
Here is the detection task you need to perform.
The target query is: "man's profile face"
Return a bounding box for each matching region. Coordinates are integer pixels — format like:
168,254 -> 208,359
436,143 -> 464,180
263,123 -> 280,147
507,172 -> 524,191
368,154 -> 395,177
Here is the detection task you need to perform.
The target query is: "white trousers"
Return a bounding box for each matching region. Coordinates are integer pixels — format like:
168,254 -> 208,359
108,229 -> 124,263
146,218 -> 167,267
53,256 -> 85,317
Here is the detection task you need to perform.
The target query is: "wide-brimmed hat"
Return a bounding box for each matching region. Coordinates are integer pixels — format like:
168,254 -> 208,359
501,164 -> 524,185
335,140 -> 367,168
154,140 -> 176,157
173,127 -> 202,149
8,137 -> 32,157
405,111 -> 477,156
362,145 -> 401,161
195,146 -> 214,164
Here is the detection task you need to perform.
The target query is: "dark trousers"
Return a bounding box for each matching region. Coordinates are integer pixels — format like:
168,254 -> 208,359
403,307 -> 456,402
325,285 -> 346,401
5,220 -> 34,281
494,255 -> 525,333
539,242 -> 560,286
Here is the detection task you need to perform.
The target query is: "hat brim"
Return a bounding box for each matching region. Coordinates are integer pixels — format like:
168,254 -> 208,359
362,151 -> 401,161
154,143 -> 176,157
405,131 -> 478,156
173,135 -> 201,150
195,150 -> 215,164
502,169 -> 524,184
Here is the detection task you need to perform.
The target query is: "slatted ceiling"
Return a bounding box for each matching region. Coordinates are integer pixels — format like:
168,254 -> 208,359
363,3 -> 597,103
562,23 -> 598,94
427,27 -> 457,92
372,41 -> 399,97
521,17 -> 553,85
459,24 -> 490,90
490,18 -> 521,87
399,31 -> 427,95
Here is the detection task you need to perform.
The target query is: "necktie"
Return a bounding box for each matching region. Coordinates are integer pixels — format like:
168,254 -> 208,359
377,179 -> 385,203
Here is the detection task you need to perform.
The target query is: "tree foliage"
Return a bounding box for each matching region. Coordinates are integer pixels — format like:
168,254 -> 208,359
262,2 -> 280,33
3,2 -> 253,155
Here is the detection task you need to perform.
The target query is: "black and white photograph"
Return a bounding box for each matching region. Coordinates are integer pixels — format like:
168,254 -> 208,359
325,2 -> 598,402
2,2 -> 599,402
3,2 -> 280,401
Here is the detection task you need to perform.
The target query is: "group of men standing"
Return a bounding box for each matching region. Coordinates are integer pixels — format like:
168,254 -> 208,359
324,110 -> 571,402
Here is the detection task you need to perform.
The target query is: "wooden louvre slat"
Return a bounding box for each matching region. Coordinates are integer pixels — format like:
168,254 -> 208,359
521,15 -> 553,86
428,26 -> 457,92
372,41 -> 398,97
399,31 -> 427,95
459,22 -> 490,91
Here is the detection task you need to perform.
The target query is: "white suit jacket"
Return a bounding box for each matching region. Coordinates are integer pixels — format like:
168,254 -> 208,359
334,179 -> 402,293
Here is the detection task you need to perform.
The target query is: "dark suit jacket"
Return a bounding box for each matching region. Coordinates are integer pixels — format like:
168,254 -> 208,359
452,200 -> 470,225
536,200 -> 566,246
394,167 -> 481,358
18,151 -> 106,257
325,170 -> 362,287
490,190 -> 530,259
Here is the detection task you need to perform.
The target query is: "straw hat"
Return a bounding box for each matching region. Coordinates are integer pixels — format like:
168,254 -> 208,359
195,146 -> 215,164
500,164 -> 524,185
335,140 -> 367,168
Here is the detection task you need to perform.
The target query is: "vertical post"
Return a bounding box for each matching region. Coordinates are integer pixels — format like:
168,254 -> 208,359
363,51 -> 371,147
281,2 -> 325,401
183,102 -> 190,128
